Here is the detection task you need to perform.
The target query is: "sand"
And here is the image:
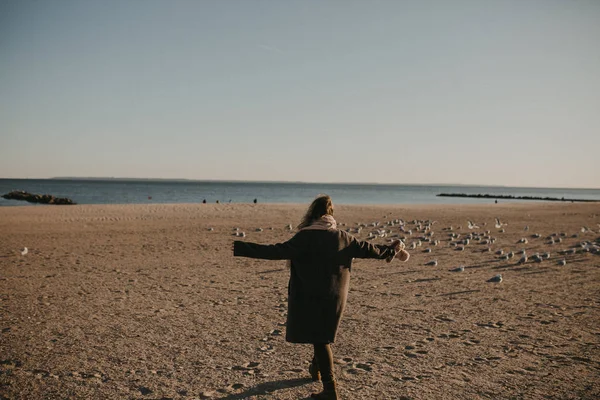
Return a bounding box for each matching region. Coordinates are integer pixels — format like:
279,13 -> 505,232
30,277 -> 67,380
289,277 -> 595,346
1,202 -> 599,400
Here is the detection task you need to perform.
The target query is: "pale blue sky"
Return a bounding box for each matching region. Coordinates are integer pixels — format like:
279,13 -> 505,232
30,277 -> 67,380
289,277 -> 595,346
1,0 -> 599,187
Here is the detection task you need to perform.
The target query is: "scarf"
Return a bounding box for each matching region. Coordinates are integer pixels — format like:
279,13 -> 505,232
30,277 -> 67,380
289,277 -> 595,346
300,215 -> 337,231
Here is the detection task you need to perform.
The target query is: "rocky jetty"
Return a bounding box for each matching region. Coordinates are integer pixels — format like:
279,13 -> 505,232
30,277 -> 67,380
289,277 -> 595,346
437,193 -> 598,203
2,190 -> 76,205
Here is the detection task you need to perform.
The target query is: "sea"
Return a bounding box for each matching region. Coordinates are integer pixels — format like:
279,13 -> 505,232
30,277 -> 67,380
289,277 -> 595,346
1,179 -> 600,207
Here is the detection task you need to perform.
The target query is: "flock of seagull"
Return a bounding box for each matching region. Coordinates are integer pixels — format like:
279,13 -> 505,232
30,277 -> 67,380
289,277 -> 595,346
340,217 -> 598,283
207,217 -> 600,284
14,217 -> 598,286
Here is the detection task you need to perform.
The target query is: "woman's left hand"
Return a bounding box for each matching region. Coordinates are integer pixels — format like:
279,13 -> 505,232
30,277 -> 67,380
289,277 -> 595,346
387,240 -> 409,262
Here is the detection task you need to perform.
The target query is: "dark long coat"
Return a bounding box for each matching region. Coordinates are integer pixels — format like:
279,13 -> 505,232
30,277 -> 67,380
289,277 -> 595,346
233,229 -> 396,344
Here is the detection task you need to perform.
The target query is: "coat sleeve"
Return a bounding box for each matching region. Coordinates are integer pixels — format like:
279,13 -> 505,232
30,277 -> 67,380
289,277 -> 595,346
233,234 -> 302,260
346,234 -> 396,260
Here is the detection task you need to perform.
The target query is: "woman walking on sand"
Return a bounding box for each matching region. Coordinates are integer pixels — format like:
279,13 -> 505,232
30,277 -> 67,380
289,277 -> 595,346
233,195 -> 410,399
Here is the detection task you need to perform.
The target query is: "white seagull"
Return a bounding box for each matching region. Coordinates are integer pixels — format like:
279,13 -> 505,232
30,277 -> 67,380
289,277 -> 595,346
517,254 -> 528,264
468,220 -> 480,229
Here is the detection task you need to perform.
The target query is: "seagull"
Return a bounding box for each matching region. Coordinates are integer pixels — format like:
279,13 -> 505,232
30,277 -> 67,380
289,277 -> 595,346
524,226 -> 529,231
450,266 -> 465,272
255,228 -> 263,232
468,220 -> 480,229
517,238 -> 528,244
507,251 -> 515,258
494,218 -> 506,229
487,274 -> 503,283
286,224 -> 293,230
208,227 -> 214,231
518,254 -> 528,264
423,248 -> 432,253
495,249 -> 504,255
455,246 -> 465,251
21,247 -> 28,256
425,260 -> 438,266
558,259 -> 567,266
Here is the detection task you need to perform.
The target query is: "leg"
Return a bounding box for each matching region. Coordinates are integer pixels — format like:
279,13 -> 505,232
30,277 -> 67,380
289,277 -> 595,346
311,343 -> 338,399
309,353 -> 320,381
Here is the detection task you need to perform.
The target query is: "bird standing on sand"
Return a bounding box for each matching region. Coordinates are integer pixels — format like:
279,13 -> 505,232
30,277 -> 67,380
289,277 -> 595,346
518,253 -> 528,264
425,260 -> 438,267
21,247 -> 28,256
488,274 -> 503,283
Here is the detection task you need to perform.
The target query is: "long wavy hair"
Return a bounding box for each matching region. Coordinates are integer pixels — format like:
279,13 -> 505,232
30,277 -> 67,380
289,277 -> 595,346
297,195 -> 334,230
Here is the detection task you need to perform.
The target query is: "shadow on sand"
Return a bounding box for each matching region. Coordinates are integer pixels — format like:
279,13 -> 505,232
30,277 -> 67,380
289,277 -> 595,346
217,377 -> 314,399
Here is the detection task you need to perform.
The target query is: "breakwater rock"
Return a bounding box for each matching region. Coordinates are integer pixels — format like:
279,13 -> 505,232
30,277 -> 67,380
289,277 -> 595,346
2,190 -> 76,205
437,193 -> 598,203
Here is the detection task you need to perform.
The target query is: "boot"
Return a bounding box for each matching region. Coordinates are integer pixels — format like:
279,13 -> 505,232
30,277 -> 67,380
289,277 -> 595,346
310,379 -> 338,399
309,357 -> 321,381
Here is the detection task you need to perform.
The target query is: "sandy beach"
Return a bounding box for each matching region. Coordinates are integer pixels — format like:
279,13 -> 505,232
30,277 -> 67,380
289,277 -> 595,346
1,202 -> 599,399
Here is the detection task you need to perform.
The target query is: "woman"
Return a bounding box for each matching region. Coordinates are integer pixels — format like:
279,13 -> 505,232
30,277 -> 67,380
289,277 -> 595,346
233,195 -> 410,399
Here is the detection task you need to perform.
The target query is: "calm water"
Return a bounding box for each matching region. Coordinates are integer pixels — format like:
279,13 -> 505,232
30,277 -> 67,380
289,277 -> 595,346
1,179 -> 599,206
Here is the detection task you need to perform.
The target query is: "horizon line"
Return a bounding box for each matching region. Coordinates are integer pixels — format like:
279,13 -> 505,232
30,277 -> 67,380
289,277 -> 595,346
0,176 -> 598,191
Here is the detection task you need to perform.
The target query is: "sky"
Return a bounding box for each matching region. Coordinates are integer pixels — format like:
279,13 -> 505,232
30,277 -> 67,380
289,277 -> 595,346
1,0 -> 599,188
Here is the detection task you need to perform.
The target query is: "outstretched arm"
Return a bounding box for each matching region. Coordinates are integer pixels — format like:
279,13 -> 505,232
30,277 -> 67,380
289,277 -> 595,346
233,234 -> 302,260
349,236 -> 409,262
